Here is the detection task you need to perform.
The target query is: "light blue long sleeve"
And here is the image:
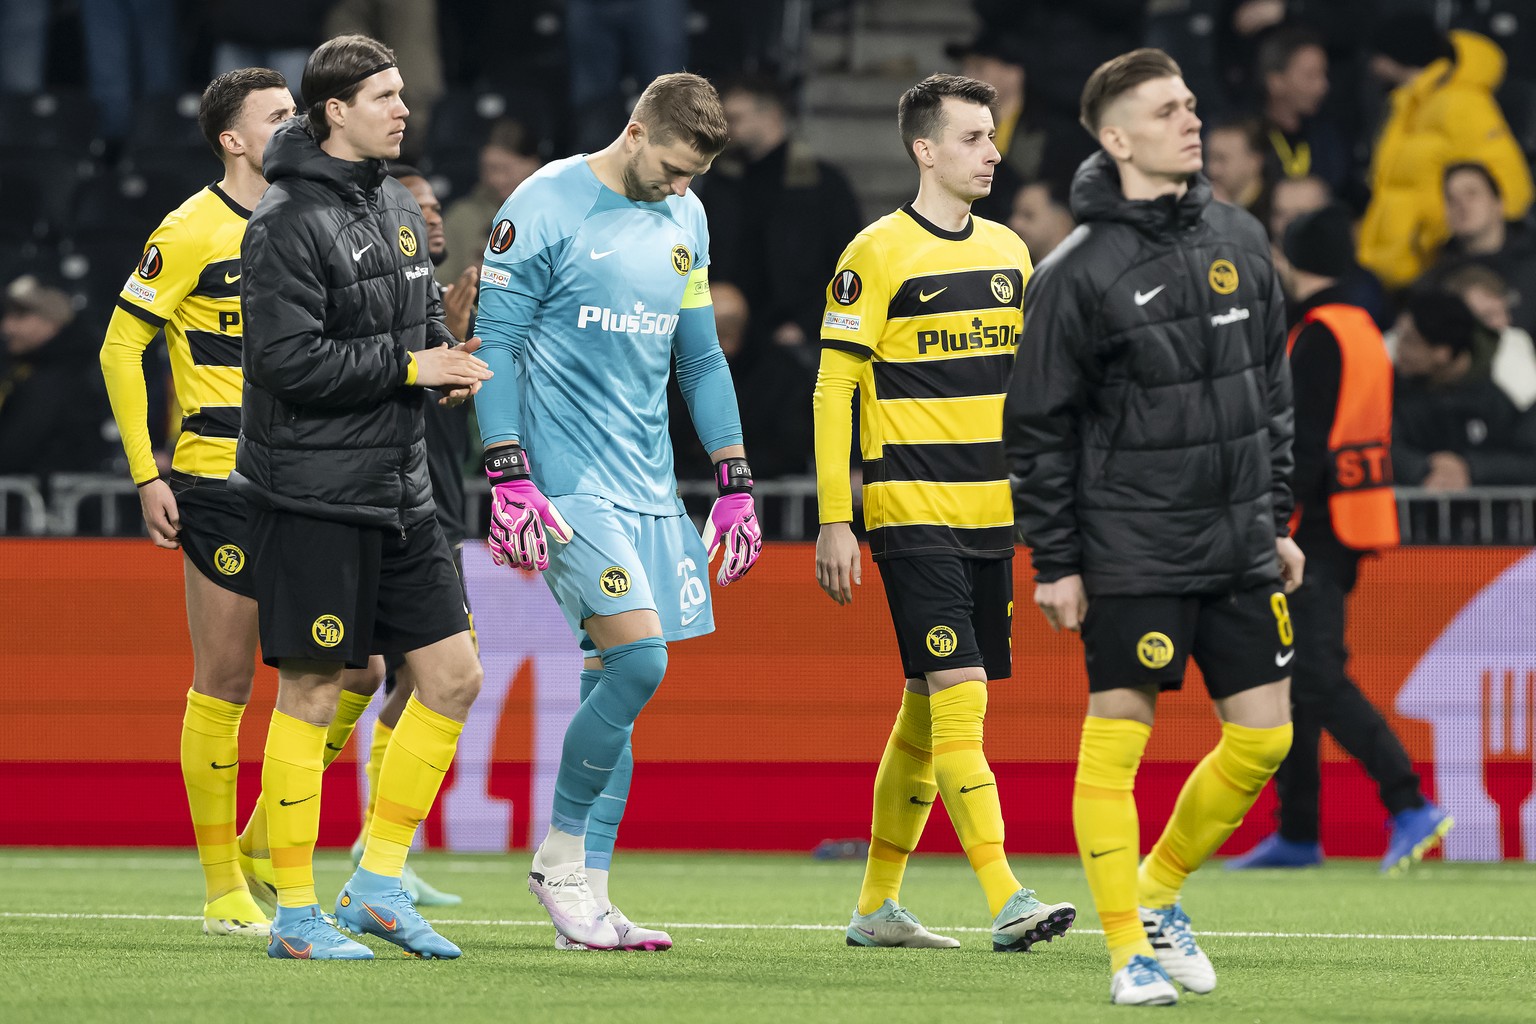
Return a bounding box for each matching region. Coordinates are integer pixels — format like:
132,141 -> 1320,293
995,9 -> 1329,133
673,304 -> 743,456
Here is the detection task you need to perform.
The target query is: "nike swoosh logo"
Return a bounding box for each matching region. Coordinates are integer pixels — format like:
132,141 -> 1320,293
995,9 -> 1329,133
680,609 -> 703,626
1133,284 -> 1165,306
278,794 -> 317,806
1089,846 -> 1127,859
918,287 -> 947,303
582,759 -> 616,772
959,783 -> 996,794
364,903 -> 398,931
589,248 -> 617,260
277,937 -> 312,958
1276,649 -> 1296,667
325,743 -> 345,752
210,760 -> 238,770
224,272 -> 240,284
858,927 -> 876,937
352,243 -> 373,261
909,796 -> 935,806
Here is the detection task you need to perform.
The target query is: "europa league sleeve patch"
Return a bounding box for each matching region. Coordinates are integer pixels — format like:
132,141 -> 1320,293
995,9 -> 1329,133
488,219 -> 515,255
831,268 -> 862,305
137,245 -> 164,280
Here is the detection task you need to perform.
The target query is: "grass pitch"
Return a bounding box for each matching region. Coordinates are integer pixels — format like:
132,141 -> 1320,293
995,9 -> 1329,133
1,849 -> 1531,1023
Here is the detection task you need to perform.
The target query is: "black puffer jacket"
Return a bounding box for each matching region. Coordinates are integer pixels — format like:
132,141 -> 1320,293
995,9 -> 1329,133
232,117 -> 454,530
1004,151 -> 1294,595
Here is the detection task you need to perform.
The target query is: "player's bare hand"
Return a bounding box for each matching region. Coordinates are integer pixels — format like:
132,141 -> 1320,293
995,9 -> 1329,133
138,478 -> 181,550
413,343 -> 491,388
815,522 -> 861,605
1035,574 -> 1087,631
443,267 -> 478,342
1276,535 -> 1305,594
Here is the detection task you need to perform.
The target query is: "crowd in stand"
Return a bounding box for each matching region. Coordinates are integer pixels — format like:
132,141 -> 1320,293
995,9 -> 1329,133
1,0 -> 1534,510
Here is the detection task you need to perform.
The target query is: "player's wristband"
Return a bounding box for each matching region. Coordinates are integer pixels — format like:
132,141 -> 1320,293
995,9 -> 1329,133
714,457 -> 754,495
485,444 -> 531,482
404,351 -> 420,386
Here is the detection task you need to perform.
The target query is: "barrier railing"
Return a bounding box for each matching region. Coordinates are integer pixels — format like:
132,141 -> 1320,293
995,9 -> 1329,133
3,474 -> 1534,546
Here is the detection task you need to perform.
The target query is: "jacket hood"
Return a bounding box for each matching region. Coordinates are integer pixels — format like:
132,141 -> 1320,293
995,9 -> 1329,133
262,116 -> 388,204
1446,30 -> 1506,91
1069,149 -> 1212,238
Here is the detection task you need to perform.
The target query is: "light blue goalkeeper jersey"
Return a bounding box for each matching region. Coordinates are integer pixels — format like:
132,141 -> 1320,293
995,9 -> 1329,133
474,155 -> 739,516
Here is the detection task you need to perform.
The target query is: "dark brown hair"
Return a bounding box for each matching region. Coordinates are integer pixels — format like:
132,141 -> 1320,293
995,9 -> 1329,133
1444,161 -> 1502,200
198,67 -> 290,160
631,72 -> 730,156
1079,48 -> 1183,136
301,34 -> 397,143
896,74 -> 997,166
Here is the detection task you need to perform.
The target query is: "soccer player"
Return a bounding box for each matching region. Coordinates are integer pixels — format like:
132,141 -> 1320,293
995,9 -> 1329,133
812,74 -> 1077,953
99,67 -> 386,939
234,34 -> 492,961
475,72 -> 763,951
1004,49 -> 1301,1006
338,163 -> 479,908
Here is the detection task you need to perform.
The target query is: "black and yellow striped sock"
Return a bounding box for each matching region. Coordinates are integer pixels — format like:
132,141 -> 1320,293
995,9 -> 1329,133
857,690 -> 938,914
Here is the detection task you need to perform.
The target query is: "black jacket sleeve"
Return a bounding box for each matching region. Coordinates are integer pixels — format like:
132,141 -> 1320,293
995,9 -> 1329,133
1287,320 -> 1341,510
241,212 -> 410,408
1262,266 -> 1296,535
1005,259 -> 1088,581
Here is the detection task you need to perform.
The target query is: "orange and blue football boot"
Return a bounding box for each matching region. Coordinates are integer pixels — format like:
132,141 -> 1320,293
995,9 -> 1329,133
335,868 -> 462,959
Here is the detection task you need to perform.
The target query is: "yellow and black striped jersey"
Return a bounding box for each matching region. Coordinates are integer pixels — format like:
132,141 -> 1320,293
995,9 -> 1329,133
104,184 -> 247,482
818,203 -> 1031,559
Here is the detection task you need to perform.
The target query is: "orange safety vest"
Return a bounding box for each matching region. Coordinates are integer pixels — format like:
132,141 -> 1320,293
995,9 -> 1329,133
1286,303 -> 1401,550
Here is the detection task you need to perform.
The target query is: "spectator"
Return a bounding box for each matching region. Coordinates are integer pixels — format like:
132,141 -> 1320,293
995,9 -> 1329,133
325,0 -> 444,163
79,0 -> 180,151
205,0 -> 331,90
1357,18 -> 1534,289
668,280 -> 813,480
1391,287 -> 1536,489
1268,173 -> 1330,244
0,276 -> 112,476
1204,116 -> 1268,216
566,0 -> 688,153
1433,162 -> 1536,334
1008,179 -> 1076,262
698,75 -> 862,351
1442,263 -> 1536,412
438,119 -> 543,282
1255,26 -> 1352,198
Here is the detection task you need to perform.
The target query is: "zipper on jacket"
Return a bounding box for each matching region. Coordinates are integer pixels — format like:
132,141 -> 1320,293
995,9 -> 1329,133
397,458 -> 408,540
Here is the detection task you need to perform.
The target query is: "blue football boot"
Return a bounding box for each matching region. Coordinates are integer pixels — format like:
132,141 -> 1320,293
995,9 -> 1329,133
335,867 -> 462,959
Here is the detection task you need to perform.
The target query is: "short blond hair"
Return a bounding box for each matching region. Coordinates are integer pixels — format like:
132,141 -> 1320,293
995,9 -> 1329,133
632,72 -> 729,156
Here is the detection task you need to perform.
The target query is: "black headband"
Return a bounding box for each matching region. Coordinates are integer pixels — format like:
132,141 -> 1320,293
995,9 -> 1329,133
305,61 -> 397,107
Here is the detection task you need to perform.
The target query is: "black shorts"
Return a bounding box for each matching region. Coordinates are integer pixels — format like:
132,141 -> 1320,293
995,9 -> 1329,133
1080,584 -> 1295,698
384,542 -> 471,688
250,507 -> 471,670
171,474 -> 254,599
877,554 -> 1013,681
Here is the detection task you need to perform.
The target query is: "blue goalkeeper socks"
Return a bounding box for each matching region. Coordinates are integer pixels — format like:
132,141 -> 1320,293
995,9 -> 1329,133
551,638 -> 666,837
577,667 -> 634,872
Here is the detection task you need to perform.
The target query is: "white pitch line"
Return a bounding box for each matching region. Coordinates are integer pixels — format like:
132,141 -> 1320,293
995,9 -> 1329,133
3,911 -> 1534,943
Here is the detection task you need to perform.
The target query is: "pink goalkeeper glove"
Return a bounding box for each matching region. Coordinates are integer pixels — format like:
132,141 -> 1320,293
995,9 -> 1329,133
701,458 -> 763,586
485,445 -> 572,572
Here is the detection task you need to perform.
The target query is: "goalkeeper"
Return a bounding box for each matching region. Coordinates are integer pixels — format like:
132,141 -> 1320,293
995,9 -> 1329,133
474,72 -> 763,952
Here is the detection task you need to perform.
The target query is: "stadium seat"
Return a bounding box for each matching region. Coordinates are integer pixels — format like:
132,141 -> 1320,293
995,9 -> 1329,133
70,171 -> 199,242
125,93 -> 210,163
0,91 -> 100,156
0,150 -> 88,242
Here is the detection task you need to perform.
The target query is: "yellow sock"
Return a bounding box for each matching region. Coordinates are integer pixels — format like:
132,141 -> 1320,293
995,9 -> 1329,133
931,681 -> 1020,917
362,720 -> 393,836
263,710 -> 325,908
1074,716 -> 1154,972
324,690 -> 374,768
181,689 -> 247,903
857,690 -> 937,915
1140,720 -> 1294,909
360,695 -> 463,878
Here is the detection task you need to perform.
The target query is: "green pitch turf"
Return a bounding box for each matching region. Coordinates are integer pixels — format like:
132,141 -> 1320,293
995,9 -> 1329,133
1,849 -> 1532,1023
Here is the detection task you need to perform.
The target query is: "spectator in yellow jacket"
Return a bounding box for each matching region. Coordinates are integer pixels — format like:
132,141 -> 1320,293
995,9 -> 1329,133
1358,19 -> 1533,289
